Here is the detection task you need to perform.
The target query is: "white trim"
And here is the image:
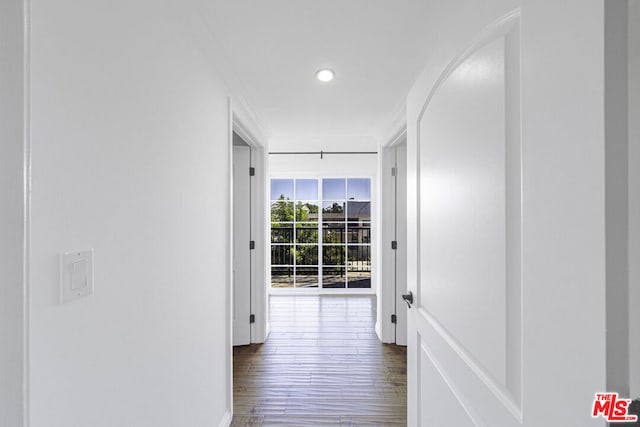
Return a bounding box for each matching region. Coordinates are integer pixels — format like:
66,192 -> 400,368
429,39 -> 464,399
629,0 -> 640,398
420,338 -> 486,426
422,308 -> 523,421
225,97 -> 234,424
233,114 -> 264,150
23,0 -> 32,424
375,319 -> 383,342
230,94 -> 270,146
218,410 -> 233,427
269,288 -> 375,296
386,129 -> 407,149
379,99 -> 407,148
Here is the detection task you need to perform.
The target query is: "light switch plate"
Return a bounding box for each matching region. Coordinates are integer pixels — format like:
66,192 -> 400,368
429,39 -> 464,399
60,249 -> 94,303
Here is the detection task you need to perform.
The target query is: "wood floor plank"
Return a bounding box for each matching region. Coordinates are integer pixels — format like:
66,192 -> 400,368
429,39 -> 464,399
232,295 -> 407,426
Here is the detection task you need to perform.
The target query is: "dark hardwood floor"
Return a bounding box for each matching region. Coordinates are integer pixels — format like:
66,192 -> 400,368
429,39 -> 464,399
232,295 -> 407,426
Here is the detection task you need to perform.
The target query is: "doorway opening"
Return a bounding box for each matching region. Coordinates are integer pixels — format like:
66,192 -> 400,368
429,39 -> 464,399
231,127 -> 268,347
232,133 -> 252,346
230,142 -> 407,424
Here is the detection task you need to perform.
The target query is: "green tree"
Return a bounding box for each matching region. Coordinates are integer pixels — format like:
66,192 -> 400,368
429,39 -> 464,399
322,202 -> 344,214
271,195 -> 294,222
272,196 -> 320,269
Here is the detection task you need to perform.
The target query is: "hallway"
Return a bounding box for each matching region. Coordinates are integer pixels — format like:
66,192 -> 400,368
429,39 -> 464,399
232,296 -> 407,426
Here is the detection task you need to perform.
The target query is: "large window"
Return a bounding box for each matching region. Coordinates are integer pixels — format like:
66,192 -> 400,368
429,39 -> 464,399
270,178 -> 371,289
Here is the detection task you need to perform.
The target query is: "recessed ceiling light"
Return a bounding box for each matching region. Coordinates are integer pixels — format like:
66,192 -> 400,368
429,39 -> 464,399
316,68 -> 335,82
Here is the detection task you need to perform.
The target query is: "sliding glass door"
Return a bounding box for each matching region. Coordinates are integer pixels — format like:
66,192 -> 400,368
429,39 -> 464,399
270,178 -> 371,290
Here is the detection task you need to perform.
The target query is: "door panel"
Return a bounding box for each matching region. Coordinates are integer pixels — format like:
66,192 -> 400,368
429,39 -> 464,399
233,145 -> 251,346
410,12 -> 522,426
419,338 -> 475,427
420,35 -> 507,386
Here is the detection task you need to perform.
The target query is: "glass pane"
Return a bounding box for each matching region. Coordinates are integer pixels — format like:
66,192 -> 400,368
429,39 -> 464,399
271,245 -> 293,265
295,202 -> 319,222
323,245 -> 345,266
271,179 -> 294,201
347,245 -> 371,264
347,269 -> 371,289
323,178 -> 345,200
295,267 -> 318,288
347,246 -> 371,288
347,178 -> 371,200
271,201 -> 294,222
296,224 -> 318,243
296,179 -> 318,200
322,201 -> 345,221
323,222 -> 345,244
323,266 -> 346,288
347,223 -> 370,244
271,223 -> 294,243
271,266 -> 294,288
347,201 -> 370,221
295,245 -> 318,265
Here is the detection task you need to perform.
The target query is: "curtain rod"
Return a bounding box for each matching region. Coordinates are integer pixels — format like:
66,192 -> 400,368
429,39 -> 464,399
268,150 -> 378,159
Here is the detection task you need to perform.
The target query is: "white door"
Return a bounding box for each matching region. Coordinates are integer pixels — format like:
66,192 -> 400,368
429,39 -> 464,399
233,145 -> 251,346
407,4 -> 610,426
381,143 -> 408,345
395,142 -> 408,346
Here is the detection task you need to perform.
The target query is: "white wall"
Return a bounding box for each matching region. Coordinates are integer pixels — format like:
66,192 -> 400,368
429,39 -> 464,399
629,0 -> 640,399
269,154 -> 378,179
270,135 -> 378,153
269,136 -> 379,179
0,0 -> 25,425
605,0 -> 630,398
29,0 -> 232,425
520,1 -> 607,423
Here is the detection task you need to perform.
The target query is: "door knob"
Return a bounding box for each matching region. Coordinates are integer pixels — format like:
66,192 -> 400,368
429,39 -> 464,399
402,291 -> 414,308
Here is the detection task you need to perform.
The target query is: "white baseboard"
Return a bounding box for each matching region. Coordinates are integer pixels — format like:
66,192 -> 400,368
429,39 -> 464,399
218,410 -> 232,427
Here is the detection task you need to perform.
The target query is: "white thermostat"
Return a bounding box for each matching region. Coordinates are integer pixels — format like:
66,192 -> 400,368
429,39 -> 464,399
60,249 -> 94,303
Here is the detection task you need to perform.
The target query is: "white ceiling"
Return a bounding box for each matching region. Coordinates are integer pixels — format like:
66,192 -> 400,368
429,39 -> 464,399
200,0 -> 433,142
